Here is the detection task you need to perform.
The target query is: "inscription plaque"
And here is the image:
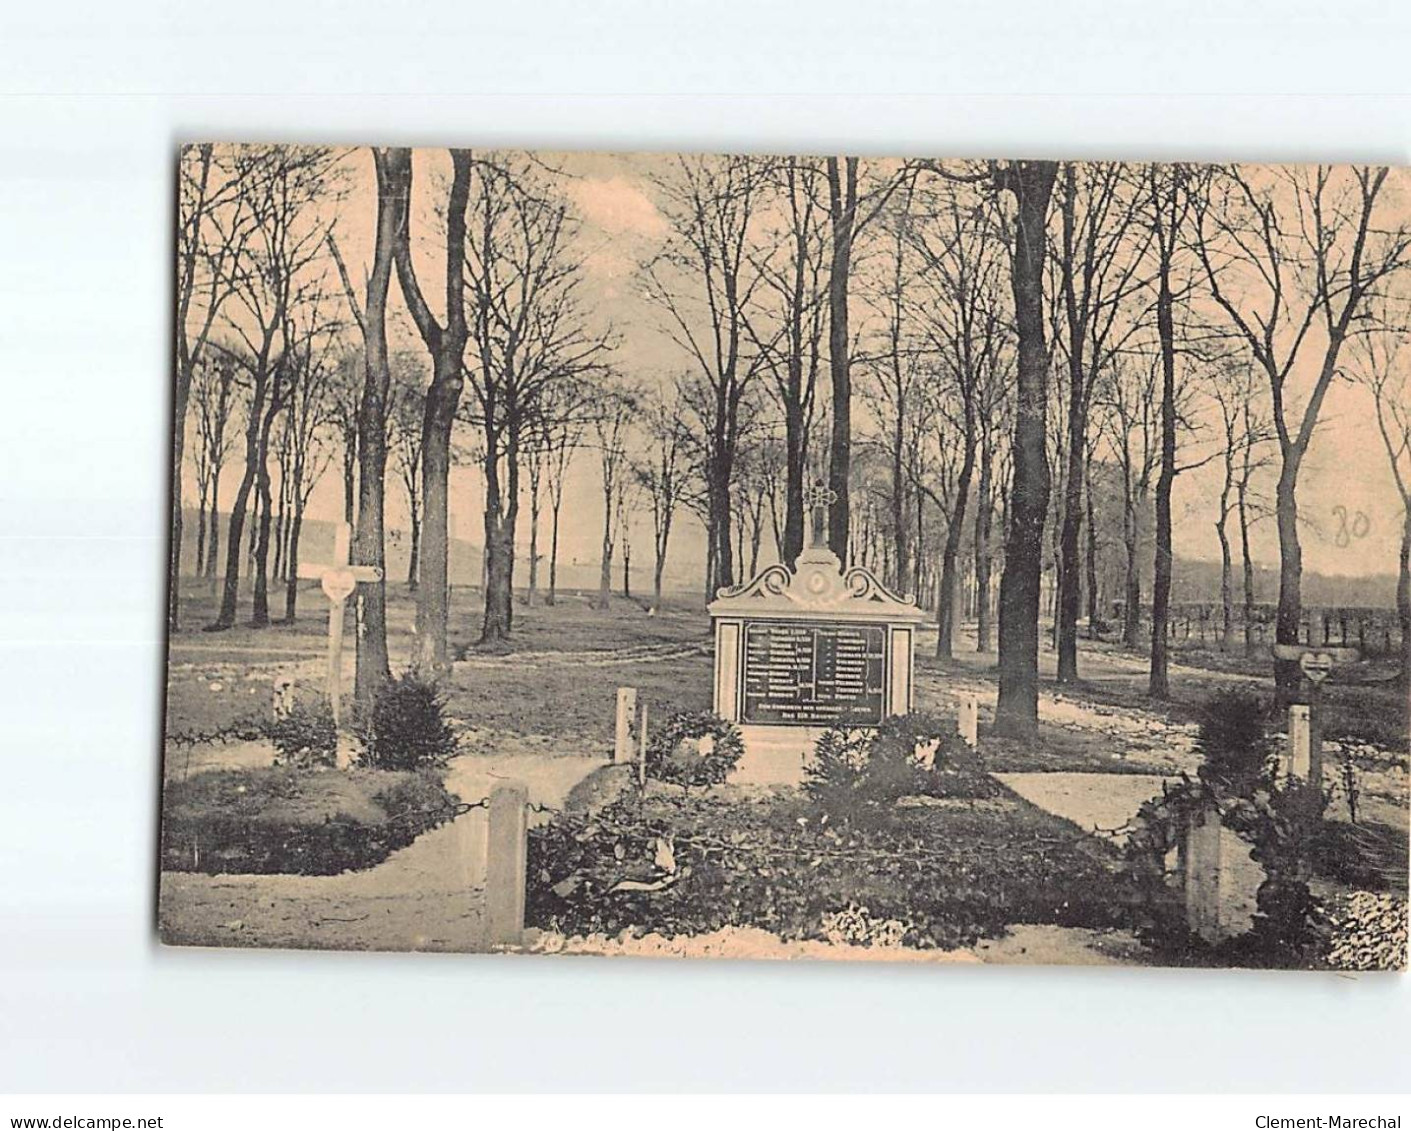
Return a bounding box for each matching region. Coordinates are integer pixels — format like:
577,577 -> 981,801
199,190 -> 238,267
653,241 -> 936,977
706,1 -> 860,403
741,620 -> 886,726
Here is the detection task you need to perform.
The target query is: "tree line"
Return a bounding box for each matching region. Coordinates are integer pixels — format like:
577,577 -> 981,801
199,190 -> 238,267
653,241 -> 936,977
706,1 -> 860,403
174,146 -> 1411,731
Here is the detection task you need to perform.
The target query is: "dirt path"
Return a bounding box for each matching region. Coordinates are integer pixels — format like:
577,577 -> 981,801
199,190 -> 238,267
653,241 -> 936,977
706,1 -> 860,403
994,772 -> 1172,845
159,750 -> 605,954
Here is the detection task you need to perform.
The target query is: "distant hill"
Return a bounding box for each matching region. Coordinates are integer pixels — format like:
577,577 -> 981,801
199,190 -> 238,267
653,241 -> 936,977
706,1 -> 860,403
1168,555 -> 1397,609
176,508 -> 708,597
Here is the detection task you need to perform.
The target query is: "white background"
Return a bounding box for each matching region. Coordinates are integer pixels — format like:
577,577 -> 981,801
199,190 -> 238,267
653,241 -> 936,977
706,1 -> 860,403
2,0 -> 1409,1094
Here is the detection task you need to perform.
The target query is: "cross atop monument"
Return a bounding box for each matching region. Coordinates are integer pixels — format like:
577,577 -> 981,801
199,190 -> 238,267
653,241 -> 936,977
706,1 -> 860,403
297,522 -> 382,727
804,481 -> 837,550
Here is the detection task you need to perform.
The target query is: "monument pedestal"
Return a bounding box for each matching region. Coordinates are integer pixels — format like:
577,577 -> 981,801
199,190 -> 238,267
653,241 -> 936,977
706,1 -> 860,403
708,545 -> 926,783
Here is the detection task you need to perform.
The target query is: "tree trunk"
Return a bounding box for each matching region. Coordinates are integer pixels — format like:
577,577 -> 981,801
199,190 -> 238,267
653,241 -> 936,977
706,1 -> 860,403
342,438 -> 357,527
212,393 -> 266,630
403,148 -> 471,675
937,423 -> 976,660
826,157 -> 857,563
251,433 -> 275,628
1148,244 -> 1177,699
194,481 -> 208,579
783,402 -> 806,568
892,412 -> 908,593
1398,509 -> 1411,692
1272,459 -> 1304,702
1084,459 -> 1100,638
406,500 -> 420,590
527,484 -> 540,608
974,438 -> 994,653
352,147 -> 407,710
598,494 -> 614,610
479,423 -> 519,642
1239,478 -> 1256,657
994,161 -> 1058,736
283,505 -> 304,622
1055,437 -> 1085,682
1217,510 -> 1235,653
547,499 -> 562,607
206,479 -> 221,584
170,388 -> 191,633
482,506 -> 516,642
708,466 -> 735,594
623,536 -> 632,599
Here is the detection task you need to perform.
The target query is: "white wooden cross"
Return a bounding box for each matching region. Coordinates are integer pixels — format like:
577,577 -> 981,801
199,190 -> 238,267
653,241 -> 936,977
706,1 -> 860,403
297,522 -> 382,726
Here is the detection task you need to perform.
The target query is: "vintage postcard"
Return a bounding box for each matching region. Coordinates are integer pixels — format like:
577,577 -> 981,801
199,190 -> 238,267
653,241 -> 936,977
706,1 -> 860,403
159,146 -> 1409,969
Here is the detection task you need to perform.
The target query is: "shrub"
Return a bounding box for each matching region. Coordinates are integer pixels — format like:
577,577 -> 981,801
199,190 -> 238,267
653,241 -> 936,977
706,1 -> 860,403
265,700 -> 337,770
803,711 -> 993,825
160,766 -> 458,875
645,711 -> 743,788
526,788 -> 1140,949
1194,688 -> 1274,790
357,674 -> 459,771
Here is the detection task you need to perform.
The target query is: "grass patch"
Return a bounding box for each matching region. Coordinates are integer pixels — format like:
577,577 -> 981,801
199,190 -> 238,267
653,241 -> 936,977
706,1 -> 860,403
441,650 -> 713,748
527,783 -> 1143,950
161,766 -> 458,875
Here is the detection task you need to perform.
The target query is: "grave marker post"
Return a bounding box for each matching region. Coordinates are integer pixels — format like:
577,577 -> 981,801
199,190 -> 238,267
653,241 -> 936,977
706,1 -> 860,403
1288,704 -> 1312,779
615,687 -> 638,763
958,696 -> 979,748
1270,644 -> 1358,791
638,700 -> 649,787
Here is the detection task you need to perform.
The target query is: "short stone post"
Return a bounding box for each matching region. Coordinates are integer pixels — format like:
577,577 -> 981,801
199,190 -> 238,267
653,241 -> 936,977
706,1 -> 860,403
1183,803 -> 1223,943
958,695 -> 979,748
638,700 -> 649,787
485,782 -> 528,949
615,687 -> 638,763
1288,704 -> 1312,779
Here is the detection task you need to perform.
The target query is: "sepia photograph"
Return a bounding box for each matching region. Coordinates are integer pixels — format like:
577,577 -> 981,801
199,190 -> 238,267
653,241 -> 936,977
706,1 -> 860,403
156,145 -> 1410,971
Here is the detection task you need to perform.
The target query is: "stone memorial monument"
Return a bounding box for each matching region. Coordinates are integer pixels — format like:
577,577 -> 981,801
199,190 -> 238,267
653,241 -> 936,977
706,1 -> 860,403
708,485 -> 927,783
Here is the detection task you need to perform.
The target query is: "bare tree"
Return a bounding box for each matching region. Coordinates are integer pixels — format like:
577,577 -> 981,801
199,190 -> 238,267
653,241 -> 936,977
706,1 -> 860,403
1099,353 -> 1160,649
211,145 -> 336,632
1145,163 -> 1199,699
824,158 -> 911,562
751,157 -> 829,568
592,387 -> 636,610
275,304 -> 340,621
393,148 -> 474,671
1351,322 -> 1411,686
173,145 -> 254,630
907,183 -> 1010,657
1210,361 -> 1270,651
540,382 -> 589,607
459,159 -> 610,642
634,381 -> 697,612
1051,162 -> 1149,683
190,354 -> 241,583
388,359 -> 427,590
992,160 -> 1060,736
327,349 -> 361,527
1194,164 -> 1411,699
644,155 -> 775,594
329,146 -> 407,707
856,188 -> 924,598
